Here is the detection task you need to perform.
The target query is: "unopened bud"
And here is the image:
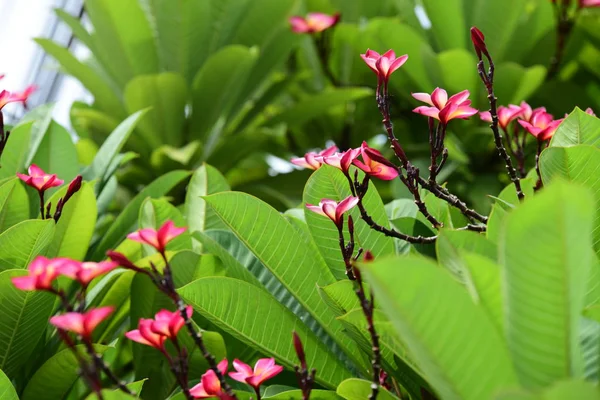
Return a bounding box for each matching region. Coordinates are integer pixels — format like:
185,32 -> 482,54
107,250 -> 139,271
363,250 -> 375,262
292,331 -> 307,370
470,27 -> 489,61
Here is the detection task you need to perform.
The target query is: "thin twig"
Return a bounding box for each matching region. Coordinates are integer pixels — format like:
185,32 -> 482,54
83,340 -> 134,396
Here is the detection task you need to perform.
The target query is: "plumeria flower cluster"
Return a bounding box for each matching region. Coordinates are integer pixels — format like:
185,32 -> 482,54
17,164 -> 82,221
412,88 -> 479,125
0,75 -> 36,159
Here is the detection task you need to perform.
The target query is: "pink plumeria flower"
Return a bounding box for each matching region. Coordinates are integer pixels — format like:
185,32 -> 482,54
289,12 -> 340,34
352,142 -> 399,181
585,107 -> 596,117
150,306 -> 192,342
413,88 -> 478,125
0,84 -> 36,110
190,359 -> 229,399
518,101 -> 546,123
518,111 -> 564,141
11,256 -> 75,291
360,49 -> 408,87
290,145 -> 338,170
306,196 -> 358,228
126,318 -> 168,352
127,220 -> 187,253
58,261 -> 119,287
580,0 -> 600,7
50,307 -> 114,340
17,164 -> 64,193
322,148 -> 361,174
229,358 -> 284,390
480,104 -> 522,130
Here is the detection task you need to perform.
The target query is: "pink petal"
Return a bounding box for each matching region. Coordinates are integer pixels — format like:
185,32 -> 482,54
413,106 -> 440,120
11,276 -> 37,291
382,49 -> 396,60
319,145 -> 339,157
306,12 -> 339,32
289,16 -> 309,33
364,49 -> 380,59
431,88 -> 448,109
370,163 -> 399,181
321,201 -> 338,222
229,372 -> 249,383
335,196 -> 359,222
376,56 -> 391,77
201,370 -> 222,395
387,55 -> 408,76
447,90 -> 470,106
84,306 -> 114,336
28,164 -> 45,176
189,382 -> 211,398
50,313 -> 85,335
217,359 -> 229,375
306,203 -> 327,217
125,329 -> 154,347
360,54 -> 378,75
411,92 -> 433,106
352,159 -> 371,174
253,358 -> 275,375
480,111 -> 492,122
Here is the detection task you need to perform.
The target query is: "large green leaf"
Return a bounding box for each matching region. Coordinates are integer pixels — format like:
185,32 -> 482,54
421,0 -> 466,50
265,389 -> 341,399
31,121 -> 79,186
493,63 -> 546,105
501,181 -> 594,388
551,108 -> 600,148
203,192 -> 368,372
303,165 -> 395,279
144,0 -> 212,84
0,121 -> 33,180
124,72 -> 188,148
82,109 -> 148,192
0,178 -> 29,233
34,39 -> 124,116
189,46 -> 257,142
0,220 -> 55,272
22,344 -> 109,400
45,182 -> 97,260
336,378 -> 399,400
90,170 -> 191,260
184,164 -> 230,235
540,145 -> 600,254
138,198 -> 192,255
265,88 -> 372,127
362,256 -> 518,400
0,270 -> 55,377
179,277 -> 353,388
0,369 -> 17,400
84,0 -> 159,84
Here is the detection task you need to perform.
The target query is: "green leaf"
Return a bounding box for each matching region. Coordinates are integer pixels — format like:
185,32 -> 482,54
31,121 -> 79,186
435,229 -> 497,282
84,0 -> 159,84
437,49 -> 478,98
493,63 -> 546,105
143,0 -> 211,84
362,255 -> 518,400
539,380 -> 600,399
22,344 -> 109,400
501,181 -> 595,387
82,109 -> 148,191
45,182 -> 97,260
124,72 -> 188,148
0,178 -> 29,233
179,277 -> 353,388
421,0 -> 466,50
0,122 -> 33,180
189,45 -> 257,141
318,281 -> 360,317
265,88 -> 372,127
0,220 -> 55,272
336,378 -> 399,400
0,369 -> 18,400
139,198 -> 192,255
265,389 -> 341,399
34,38 -> 124,116
0,270 -> 55,377
551,108 -> 600,148
184,164 -> 230,235
90,170 -> 191,260
204,192 -> 368,372
55,8 -> 94,49
303,165 -> 395,279
540,146 -> 600,254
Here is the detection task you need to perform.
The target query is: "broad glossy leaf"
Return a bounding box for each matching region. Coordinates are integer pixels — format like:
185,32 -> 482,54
362,256 -> 518,400
0,220 -> 55,272
336,379 -> 399,400
0,122 -> 32,180
493,63 -> 546,105
421,0 -> 466,50
0,369 -> 17,400
0,178 -> 29,233
34,39 -> 124,116
265,88 -> 372,127
540,146 -> 600,254
124,72 -> 187,148
84,0 -> 159,84
502,181 -> 594,387
303,165 -> 395,279
0,270 -> 55,377
184,164 -> 230,235
204,192 -> 368,372
22,344 -> 109,400
265,389 -> 341,399
90,170 -> 191,260
551,108 -> 600,148
82,110 -> 148,192
318,281 -> 360,317
435,229 -> 496,282
45,182 -> 96,260
179,277 -> 353,388
437,49 -> 478,99
189,45 -> 257,141
55,8 -> 94,49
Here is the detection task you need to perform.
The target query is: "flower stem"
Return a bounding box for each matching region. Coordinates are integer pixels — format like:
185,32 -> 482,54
535,140 -> 544,190
83,339 -> 134,396
547,2 -> 576,81
38,190 -> 45,220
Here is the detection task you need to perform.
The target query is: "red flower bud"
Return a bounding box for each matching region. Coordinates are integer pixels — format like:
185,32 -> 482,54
470,27 -> 489,61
